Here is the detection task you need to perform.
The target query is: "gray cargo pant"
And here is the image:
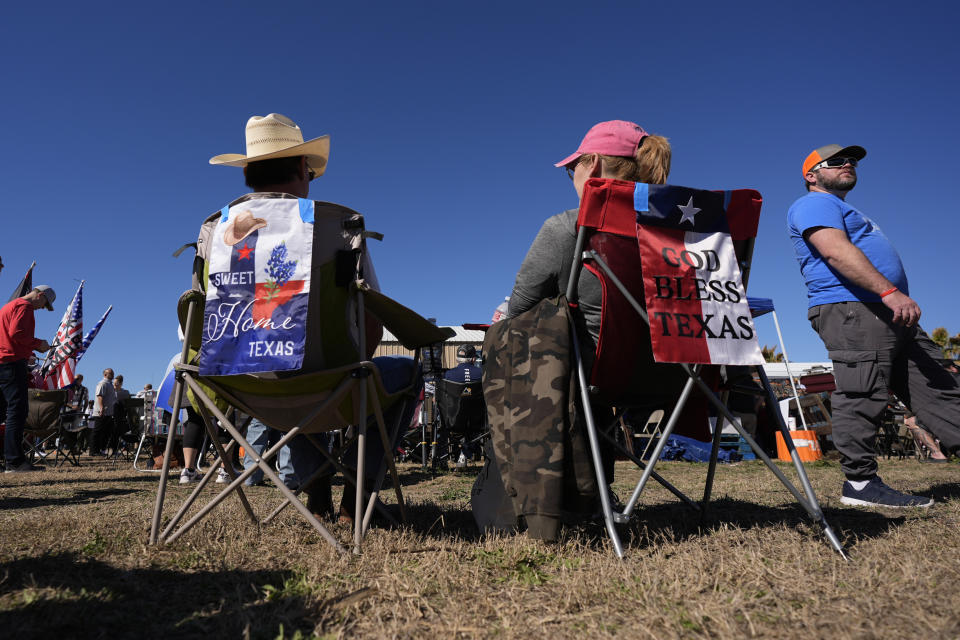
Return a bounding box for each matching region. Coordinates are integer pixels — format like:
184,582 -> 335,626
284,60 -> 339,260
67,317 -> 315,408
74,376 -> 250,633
809,301 -> 960,480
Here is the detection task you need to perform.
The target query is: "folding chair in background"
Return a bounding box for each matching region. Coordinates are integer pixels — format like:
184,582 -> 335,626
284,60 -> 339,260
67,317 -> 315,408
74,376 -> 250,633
434,377 -> 488,466
133,408 -> 184,472
566,178 -> 845,559
398,342 -> 443,469
149,199 -> 452,554
105,396 -> 144,465
622,408 -> 664,462
23,388 -> 79,467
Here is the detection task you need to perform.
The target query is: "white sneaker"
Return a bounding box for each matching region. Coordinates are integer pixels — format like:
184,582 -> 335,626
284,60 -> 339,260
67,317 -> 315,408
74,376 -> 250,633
216,468 -> 231,484
179,467 -> 200,484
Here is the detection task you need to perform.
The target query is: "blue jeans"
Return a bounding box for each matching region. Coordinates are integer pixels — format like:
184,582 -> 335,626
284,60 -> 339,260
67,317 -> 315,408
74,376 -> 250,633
243,418 -> 297,489
0,360 -> 28,465
287,356 -> 422,483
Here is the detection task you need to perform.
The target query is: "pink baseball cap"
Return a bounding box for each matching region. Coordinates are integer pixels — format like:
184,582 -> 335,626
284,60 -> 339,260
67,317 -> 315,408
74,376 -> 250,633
554,120 -> 649,168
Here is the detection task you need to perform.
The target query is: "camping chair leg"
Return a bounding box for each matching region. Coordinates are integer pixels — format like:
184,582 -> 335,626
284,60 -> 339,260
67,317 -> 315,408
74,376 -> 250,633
595,421 -> 700,512
755,367 -> 847,558
569,315 -> 625,558
54,430 -> 81,467
163,436 -> 285,541
673,365 -> 846,558
420,396 -> 429,470
429,410 -> 441,469
353,372 -> 368,554
618,414 -> 636,458
150,364 -> 191,544
262,452 -> 334,525
263,432 -> 399,527
366,376 -> 408,524
701,390 -> 731,521
175,375 -> 347,553
132,432 -> 153,472
193,399 -> 257,524
162,449 -> 225,533
357,380 -> 411,536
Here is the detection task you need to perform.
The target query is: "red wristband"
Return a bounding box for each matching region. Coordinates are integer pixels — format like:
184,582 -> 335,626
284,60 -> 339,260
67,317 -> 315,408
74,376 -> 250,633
880,287 -> 898,298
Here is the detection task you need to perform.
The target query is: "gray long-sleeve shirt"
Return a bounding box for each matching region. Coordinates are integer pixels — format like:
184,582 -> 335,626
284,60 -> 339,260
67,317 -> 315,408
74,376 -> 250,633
507,209 -> 602,345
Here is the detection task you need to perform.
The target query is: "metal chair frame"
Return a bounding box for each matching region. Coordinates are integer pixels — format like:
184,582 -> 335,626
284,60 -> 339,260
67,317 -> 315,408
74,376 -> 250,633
565,180 -> 846,559
150,291 -> 425,555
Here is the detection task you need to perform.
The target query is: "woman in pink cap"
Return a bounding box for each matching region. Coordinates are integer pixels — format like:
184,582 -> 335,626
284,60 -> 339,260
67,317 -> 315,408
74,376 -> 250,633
478,121 -> 671,542
506,120 -> 671,346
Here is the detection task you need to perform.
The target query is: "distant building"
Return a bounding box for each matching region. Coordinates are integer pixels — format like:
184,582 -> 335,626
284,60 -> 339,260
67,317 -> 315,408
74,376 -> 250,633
762,362 -> 832,380
374,325 -> 486,371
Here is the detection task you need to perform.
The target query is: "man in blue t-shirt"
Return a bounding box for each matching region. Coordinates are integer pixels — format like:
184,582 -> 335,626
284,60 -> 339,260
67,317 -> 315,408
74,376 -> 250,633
788,143 -> 960,508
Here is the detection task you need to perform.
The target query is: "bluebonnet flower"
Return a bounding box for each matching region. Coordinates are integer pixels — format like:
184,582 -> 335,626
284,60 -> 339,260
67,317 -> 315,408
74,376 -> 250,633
263,242 -> 297,301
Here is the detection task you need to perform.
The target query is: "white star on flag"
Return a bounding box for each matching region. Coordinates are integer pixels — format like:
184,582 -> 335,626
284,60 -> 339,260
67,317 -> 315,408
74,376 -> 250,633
677,196 -> 701,226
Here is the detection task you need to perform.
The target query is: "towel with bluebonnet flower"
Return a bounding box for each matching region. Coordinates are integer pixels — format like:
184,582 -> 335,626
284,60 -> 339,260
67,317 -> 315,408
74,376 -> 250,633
200,197 -> 314,375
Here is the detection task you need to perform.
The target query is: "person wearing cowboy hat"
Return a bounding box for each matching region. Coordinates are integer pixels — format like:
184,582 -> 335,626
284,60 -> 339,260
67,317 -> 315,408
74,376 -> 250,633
206,112 -> 383,348
181,113 -> 336,489
202,113 -> 414,522
0,286 -> 54,472
789,143 -> 960,508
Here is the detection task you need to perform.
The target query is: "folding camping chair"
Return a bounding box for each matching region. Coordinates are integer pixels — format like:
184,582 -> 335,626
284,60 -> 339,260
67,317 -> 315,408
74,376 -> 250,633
566,178 -> 845,559
133,408 -> 184,472
434,378 -> 487,466
23,388 -> 84,467
103,396 -> 143,465
149,199 -> 453,554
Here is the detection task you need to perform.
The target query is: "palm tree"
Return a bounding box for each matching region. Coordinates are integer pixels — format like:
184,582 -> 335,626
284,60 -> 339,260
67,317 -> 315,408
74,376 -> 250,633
931,327 -> 960,359
761,344 -> 784,363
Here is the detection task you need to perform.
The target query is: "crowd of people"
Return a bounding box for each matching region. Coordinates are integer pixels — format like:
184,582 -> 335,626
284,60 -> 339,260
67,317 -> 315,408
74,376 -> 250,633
4,113 -> 960,548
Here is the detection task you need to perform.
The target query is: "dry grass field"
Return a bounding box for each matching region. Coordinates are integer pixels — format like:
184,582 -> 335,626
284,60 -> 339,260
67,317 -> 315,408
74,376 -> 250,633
2,454 -> 959,639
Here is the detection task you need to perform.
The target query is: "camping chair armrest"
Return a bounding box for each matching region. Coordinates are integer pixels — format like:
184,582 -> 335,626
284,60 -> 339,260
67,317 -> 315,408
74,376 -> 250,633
355,281 -> 455,350
177,289 -> 205,351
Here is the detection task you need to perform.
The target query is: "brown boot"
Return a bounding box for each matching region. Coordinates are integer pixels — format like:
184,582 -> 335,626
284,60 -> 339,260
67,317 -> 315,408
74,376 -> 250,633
305,475 -> 335,521
338,486 -> 356,525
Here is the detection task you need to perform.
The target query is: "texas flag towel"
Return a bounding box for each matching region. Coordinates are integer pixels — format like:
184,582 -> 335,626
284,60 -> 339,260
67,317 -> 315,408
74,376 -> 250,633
634,183 -> 763,365
200,198 -> 314,376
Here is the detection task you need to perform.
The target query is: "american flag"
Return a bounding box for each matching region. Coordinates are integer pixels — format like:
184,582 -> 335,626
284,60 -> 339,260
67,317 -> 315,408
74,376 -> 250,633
42,281 -> 84,389
75,304 -> 112,365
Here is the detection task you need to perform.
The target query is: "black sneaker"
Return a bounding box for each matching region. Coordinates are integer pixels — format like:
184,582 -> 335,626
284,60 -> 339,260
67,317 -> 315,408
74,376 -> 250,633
4,461 -> 45,473
841,476 -> 933,508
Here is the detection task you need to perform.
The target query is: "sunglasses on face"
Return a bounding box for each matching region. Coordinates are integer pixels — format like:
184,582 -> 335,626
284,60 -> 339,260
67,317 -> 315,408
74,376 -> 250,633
815,157 -> 858,170
565,159 -> 584,180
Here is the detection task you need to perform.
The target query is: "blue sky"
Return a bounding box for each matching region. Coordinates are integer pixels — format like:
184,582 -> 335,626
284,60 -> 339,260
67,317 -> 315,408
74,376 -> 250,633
3,1 -> 958,390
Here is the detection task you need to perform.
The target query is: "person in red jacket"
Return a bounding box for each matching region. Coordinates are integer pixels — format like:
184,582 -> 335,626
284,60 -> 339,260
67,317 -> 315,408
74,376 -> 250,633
0,286 -> 54,472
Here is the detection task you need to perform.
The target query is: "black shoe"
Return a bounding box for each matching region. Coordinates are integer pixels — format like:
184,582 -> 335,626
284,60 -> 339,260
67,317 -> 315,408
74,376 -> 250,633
841,476 -> 933,508
4,461 -> 45,473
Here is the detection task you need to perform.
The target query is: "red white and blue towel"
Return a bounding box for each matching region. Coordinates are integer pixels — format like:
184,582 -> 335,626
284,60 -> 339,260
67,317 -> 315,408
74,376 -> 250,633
200,198 -> 314,376
634,184 -> 763,365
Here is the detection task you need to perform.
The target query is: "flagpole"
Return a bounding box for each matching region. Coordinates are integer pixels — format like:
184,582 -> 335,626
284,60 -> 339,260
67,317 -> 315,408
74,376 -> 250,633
40,280 -> 84,377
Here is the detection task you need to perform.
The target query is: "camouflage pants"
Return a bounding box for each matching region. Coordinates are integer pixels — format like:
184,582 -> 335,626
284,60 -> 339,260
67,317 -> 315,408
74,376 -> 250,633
482,296 -> 599,539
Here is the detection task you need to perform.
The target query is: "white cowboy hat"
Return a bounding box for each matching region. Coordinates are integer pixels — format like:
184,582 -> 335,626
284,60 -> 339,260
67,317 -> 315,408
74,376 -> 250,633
209,113 -> 330,178
223,210 -> 268,246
